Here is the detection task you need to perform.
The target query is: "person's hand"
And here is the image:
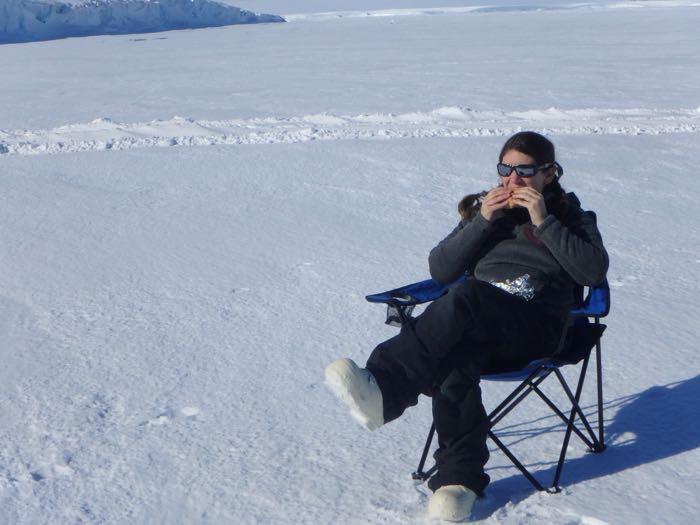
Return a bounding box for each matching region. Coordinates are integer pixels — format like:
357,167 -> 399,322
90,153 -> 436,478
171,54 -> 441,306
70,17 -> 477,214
480,186 -> 510,222
512,187 -> 548,226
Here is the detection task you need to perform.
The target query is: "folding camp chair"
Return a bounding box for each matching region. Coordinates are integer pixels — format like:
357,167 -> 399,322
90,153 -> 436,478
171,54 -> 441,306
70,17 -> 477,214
366,275 -> 610,493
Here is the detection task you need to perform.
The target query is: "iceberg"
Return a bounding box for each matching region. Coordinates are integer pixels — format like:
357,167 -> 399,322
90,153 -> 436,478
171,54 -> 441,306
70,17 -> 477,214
0,0 -> 285,44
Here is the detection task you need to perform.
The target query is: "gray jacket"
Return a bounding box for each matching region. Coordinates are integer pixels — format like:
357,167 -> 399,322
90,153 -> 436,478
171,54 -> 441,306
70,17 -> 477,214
428,193 -> 609,316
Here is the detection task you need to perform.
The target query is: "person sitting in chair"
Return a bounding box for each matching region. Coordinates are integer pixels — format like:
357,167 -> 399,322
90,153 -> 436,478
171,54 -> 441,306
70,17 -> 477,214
325,131 -> 609,522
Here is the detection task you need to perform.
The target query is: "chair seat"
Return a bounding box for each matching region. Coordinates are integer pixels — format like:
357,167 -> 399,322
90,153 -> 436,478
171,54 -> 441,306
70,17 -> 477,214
482,359 -> 552,382
482,320 -> 606,381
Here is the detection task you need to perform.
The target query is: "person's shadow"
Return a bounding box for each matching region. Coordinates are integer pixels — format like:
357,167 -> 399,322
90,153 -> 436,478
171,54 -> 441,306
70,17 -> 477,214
471,375 -> 700,519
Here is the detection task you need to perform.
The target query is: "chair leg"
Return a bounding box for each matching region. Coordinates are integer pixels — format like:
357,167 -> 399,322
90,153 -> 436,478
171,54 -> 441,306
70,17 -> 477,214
488,431 -> 546,492
530,385 -> 596,450
552,352 -> 598,489
412,423 -> 436,480
594,324 -> 606,450
489,368 -> 552,426
553,367 -> 600,449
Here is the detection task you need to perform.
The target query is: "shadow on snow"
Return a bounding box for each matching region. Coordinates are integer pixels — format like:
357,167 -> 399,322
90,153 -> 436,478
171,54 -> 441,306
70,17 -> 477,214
472,375 -> 700,519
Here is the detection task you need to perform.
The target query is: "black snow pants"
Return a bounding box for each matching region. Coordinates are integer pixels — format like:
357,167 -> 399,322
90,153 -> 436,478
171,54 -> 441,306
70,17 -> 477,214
365,279 -> 565,495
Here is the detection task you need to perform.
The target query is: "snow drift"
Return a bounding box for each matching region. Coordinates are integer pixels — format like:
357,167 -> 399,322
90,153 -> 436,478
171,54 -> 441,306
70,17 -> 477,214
0,0 -> 285,44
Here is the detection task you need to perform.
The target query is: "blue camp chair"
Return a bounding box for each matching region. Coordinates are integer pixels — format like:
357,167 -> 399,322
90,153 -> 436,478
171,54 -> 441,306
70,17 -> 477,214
366,275 -> 610,492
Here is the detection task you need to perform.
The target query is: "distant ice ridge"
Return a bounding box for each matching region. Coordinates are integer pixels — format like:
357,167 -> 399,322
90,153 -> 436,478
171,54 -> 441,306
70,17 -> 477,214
282,1 -> 700,21
2,106 -> 699,156
0,0 -> 285,44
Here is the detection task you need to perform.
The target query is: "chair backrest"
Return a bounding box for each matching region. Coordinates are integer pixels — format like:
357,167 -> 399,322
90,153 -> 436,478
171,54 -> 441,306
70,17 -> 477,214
482,281 -> 610,379
555,319 -> 606,364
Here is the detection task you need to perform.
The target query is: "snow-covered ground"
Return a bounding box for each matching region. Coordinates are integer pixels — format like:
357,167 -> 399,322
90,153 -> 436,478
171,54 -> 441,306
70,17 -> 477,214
1,1 -> 699,523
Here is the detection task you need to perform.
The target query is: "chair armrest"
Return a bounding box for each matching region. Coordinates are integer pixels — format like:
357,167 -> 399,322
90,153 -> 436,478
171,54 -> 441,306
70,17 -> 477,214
366,275 -> 468,306
569,279 -> 610,318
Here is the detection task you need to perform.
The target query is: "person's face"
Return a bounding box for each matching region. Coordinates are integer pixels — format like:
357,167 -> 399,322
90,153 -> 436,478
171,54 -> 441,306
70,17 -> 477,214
499,149 -> 555,193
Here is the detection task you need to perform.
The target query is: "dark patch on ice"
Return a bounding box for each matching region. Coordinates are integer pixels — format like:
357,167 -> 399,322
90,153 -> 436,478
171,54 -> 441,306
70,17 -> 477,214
80,502 -> 102,522
30,471 -> 44,481
86,393 -> 112,425
129,36 -> 169,42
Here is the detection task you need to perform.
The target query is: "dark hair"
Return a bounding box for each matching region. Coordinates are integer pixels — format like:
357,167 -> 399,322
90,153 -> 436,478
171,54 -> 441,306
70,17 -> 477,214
458,131 -> 568,220
499,130 -> 555,165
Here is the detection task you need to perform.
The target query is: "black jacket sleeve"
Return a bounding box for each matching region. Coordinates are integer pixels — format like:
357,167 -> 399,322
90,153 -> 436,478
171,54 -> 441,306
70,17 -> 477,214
428,213 -> 496,284
534,207 -> 609,286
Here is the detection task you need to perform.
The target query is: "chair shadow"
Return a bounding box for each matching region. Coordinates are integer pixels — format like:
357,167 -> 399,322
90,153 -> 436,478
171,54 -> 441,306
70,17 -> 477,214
471,374 -> 700,520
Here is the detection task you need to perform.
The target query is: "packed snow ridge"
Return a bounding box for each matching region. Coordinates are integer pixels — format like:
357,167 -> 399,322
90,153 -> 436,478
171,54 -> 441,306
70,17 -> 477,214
0,0 -> 284,44
2,106 -> 699,156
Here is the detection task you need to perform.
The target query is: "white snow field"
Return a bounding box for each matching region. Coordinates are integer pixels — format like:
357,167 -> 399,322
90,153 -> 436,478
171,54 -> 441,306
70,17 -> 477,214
1,1 -> 700,524
0,0 -> 284,44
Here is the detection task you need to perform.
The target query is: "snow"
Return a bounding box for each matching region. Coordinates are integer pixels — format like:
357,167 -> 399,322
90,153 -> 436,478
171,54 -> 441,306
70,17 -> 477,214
228,0 -> 700,18
1,1 -> 700,524
277,1 -> 700,22
0,0 -> 284,44
2,106 -> 700,156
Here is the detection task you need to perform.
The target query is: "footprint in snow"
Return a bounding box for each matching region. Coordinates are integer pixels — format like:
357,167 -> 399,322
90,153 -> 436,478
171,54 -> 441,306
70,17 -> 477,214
180,406 -> 200,418
143,407 -> 175,426
143,406 -> 200,426
148,413 -> 171,426
609,275 -> 639,288
29,462 -> 74,482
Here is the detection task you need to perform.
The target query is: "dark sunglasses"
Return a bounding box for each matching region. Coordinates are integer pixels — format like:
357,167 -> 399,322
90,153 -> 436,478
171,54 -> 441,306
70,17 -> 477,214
497,161 -> 563,178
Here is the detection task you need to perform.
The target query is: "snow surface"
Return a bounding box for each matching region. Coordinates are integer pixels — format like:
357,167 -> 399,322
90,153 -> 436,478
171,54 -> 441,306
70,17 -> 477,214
0,0 -> 284,44
229,0 -> 700,17
3,106 -> 700,156
1,1 -> 700,524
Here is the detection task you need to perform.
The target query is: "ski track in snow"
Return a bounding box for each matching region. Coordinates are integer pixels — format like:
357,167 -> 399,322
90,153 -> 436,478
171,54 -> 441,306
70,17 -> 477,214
281,1 -> 700,21
1,106 -> 699,157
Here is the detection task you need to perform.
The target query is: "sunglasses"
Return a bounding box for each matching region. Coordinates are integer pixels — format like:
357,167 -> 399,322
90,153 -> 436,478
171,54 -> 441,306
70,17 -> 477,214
497,161 -> 563,178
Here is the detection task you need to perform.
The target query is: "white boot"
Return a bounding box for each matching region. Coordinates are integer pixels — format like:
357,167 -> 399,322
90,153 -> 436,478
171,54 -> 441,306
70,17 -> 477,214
427,485 -> 477,522
324,358 -> 384,431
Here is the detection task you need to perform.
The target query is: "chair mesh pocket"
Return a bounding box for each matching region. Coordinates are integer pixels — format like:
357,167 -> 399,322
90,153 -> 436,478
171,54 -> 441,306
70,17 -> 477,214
386,304 -> 414,326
